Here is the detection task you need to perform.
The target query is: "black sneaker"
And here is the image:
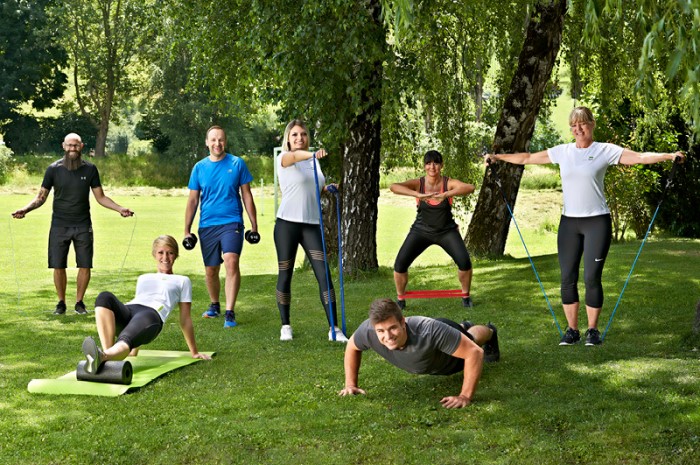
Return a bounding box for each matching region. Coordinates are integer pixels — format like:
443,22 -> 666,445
483,323 -> 500,362
559,327 -> 581,346
585,328 -> 602,346
75,300 -> 88,315
53,300 -> 67,315
81,336 -> 104,374
396,299 -> 406,310
462,296 -> 473,308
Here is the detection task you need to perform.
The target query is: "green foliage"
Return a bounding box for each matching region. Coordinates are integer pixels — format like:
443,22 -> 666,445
575,0 -> 700,134
0,0 -> 67,125
0,143 -> 13,184
3,111 -> 98,155
605,164 -> 659,241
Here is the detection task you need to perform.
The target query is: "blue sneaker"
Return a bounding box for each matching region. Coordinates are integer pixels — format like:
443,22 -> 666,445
224,310 -> 238,328
202,303 -> 220,318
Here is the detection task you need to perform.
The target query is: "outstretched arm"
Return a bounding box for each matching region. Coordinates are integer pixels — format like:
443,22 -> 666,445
484,150 -> 551,165
439,335 -> 484,409
12,187 -> 50,218
178,302 -> 211,360
619,149 -> 685,166
240,183 -> 258,232
92,186 -> 133,217
280,148 -> 328,167
338,336 -> 367,396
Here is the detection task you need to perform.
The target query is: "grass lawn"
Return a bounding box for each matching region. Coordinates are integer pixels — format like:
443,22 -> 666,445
0,187 -> 698,465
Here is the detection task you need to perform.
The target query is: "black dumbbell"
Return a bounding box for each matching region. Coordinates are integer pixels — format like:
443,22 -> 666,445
182,234 -> 198,250
244,230 -> 260,244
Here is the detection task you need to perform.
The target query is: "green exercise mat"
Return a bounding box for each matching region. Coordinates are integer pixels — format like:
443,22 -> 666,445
27,349 -> 215,397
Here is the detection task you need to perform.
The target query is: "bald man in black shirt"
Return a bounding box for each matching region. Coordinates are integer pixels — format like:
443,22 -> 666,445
12,133 -> 133,315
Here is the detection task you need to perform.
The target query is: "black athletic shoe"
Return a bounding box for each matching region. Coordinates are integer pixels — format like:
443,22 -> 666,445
483,323 -> 500,362
53,300 -> 67,315
82,336 -> 104,374
75,300 -> 88,315
559,327 -> 581,346
585,328 -> 602,346
396,299 -> 406,310
462,296 -> 473,308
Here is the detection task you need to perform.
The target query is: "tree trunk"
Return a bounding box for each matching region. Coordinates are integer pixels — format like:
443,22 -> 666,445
342,100 -> 382,275
465,0 -> 567,256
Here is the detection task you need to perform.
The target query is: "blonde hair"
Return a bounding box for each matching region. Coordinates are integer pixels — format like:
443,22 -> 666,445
569,106 -> 595,127
152,235 -> 179,259
281,119 -> 309,152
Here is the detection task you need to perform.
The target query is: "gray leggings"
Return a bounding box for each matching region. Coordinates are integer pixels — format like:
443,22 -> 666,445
557,214 -> 612,308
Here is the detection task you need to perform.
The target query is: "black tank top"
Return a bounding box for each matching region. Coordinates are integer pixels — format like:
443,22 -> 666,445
411,177 -> 458,234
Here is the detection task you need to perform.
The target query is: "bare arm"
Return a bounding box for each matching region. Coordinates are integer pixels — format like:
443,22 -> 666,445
240,183 -> 258,232
389,178 -> 433,199
439,335 -> 484,409
178,302 -> 211,360
280,148 -> 328,167
433,178 -> 475,201
12,187 -> 50,218
485,150 -> 551,165
338,336 -> 367,396
184,190 -> 200,237
91,186 -> 133,217
619,149 -> 685,166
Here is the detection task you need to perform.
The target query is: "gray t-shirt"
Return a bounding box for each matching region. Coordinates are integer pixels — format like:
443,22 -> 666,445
547,142 -> 623,217
352,316 -> 464,375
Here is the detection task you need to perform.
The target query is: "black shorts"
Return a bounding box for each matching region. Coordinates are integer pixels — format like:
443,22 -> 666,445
48,226 -> 93,269
94,291 -> 163,349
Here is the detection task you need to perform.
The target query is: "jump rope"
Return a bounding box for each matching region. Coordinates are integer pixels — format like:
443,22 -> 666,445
602,158 -> 681,341
312,153 -> 346,339
7,213 -> 138,308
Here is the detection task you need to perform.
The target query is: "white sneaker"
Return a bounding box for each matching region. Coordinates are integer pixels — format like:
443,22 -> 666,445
328,327 -> 348,342
280,325 -> 293,341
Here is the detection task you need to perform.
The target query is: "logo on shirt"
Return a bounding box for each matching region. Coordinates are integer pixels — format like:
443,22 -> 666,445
81,176 -> 87,180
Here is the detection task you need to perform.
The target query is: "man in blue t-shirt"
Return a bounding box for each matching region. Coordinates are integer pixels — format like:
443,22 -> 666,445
184,126 -> 258,328
339,298 -> 500,408
12,133 -> 133,315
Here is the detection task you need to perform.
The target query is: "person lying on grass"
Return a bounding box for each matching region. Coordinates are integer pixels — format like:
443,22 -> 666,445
339,298 -> 499,409
81,235 -> 211,374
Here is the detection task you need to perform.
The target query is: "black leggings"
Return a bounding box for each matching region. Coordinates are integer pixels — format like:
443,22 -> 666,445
95,291 -> 163,349
557,214 -> 612,308
394,228 -> 472,273
274,218 -> 337,326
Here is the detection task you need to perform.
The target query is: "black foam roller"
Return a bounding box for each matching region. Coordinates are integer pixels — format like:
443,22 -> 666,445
76,360 -> 133,385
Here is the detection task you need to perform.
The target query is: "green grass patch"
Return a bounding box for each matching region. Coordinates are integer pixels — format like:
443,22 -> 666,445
0,191 -> 698,465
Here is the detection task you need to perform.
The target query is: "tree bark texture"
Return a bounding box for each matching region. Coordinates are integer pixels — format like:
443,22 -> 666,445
342,101 -> 382,275
466,0 -> 567,257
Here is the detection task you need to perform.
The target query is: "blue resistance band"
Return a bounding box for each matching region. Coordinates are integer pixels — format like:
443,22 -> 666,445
487,159 -> 564,337
312,153 -> 339,339
326,184 -> 347,335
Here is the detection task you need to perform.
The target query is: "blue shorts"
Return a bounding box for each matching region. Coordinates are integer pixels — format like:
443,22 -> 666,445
199,222 -> 244,267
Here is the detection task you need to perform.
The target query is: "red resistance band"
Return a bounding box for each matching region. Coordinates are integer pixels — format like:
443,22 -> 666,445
400,289 -> 467,299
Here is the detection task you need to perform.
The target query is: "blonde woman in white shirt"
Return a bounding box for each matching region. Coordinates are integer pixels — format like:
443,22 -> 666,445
81,235 -> 211,373
485,106 -> 684,346
274,119 -> 345,342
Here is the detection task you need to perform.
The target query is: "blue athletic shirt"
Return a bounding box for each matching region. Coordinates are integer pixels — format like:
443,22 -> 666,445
187,153 -> 253,228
